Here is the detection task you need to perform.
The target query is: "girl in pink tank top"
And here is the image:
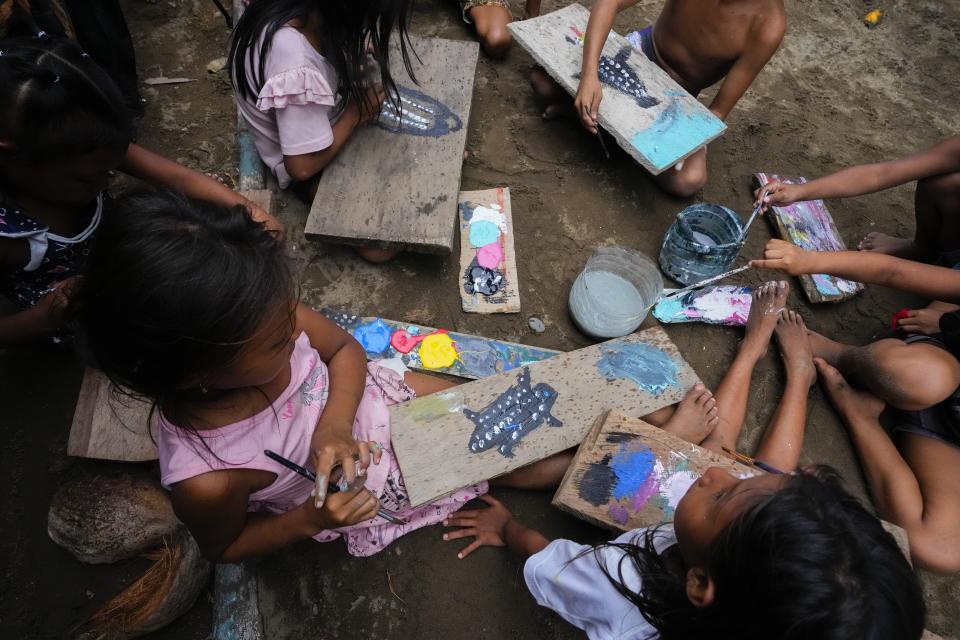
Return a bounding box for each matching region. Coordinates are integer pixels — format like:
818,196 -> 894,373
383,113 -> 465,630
74,191 -> 571,561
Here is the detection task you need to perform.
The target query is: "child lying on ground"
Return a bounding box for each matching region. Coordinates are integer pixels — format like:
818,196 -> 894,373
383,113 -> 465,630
229,0 -> 418,263
445,282 -> 925,638
753,239 -> 960,572
757,135 -> 960,336
532,0 -> 785,197
0,33 -> 277,346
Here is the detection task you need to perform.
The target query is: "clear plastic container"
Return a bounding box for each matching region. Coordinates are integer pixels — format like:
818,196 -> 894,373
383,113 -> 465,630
568,246 -> 663,339
658,204 -> 744,286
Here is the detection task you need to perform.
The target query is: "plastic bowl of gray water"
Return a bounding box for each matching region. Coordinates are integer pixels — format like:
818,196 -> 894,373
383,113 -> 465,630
568,246 -> 663,339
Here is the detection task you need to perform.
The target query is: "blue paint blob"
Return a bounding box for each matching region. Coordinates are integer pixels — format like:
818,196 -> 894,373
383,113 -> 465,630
468,220 -> 501,248
597,340 -> 681,395
651,296 -> 685,322
452,335 -> 503,378
630,98 -> 726,171
609,446 -> 657,500
351,318 -> 392,355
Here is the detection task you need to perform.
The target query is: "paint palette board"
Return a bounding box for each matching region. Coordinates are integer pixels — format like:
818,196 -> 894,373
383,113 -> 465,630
507,4 -> 726,175
321,308 -> 560,380
391,327 -> 701,507
653,285 -> 752,327
755,173 -> 864,303
304,36 -> 478,255
553,410 -> 756,532
458,187 -> 521,313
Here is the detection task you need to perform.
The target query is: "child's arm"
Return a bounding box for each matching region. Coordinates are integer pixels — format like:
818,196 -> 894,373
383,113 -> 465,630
443,495 -> 550,559
575,0 -> 641,134
751,239 -> 960,303
294,304 -> 372,505
281,86 -> 385,183
707,13 -> 785,120
757,135 -> 960,208
119,144 -> 281,232
171,469 -> 379,562
0,276 -> 75,345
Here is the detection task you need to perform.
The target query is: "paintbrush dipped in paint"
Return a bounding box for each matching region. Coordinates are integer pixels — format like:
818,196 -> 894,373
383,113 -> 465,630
721,446 -> 785,475
736,189 -> 771,243
263,449 -> 407,525
658,264 -> 753,301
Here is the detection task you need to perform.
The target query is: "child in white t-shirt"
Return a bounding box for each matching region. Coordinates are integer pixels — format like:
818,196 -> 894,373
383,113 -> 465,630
445,283 -> 926,639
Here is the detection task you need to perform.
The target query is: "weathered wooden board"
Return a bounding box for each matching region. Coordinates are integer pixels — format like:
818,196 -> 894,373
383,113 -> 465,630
67,368 -> 157,461
68,190 -> 274,461
391,327 -> 701,506
755,173 -> 864,303
321,308 -> 559,380
458,187 -> 521,313
553,410 -> 756,531
508,4 -> 726,175
304,36 -> 478,254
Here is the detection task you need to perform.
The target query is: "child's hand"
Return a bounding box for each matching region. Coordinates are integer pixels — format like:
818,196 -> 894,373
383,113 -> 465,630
750,239 -> 817,275
574,74 -> 602,134
310,431 -> 383,508
754,181 -> 806,212
356,85 -> 386,125
897,307 -> 945,335
301,481 -> 380,532
32,277 -> 80,331
247,202 -> 284,237
442,495 -> 512,559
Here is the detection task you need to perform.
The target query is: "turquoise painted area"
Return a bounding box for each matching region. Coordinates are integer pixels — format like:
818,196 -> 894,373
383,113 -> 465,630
630,99 -> 726,171
468,220 -> 501,247
652,297 -> 684,322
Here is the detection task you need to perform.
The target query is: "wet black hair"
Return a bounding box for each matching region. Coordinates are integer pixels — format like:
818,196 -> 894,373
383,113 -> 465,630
0,33 -> 132,163
72,190 -> 293,430
228,0 -> 415,116
596,466 -> 925,640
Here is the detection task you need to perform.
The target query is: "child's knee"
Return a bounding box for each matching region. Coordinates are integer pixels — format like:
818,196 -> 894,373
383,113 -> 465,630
471,6 -> 513,58
871,343 -> 960,410
918,171 -> 960,203
659,163 -> 707,198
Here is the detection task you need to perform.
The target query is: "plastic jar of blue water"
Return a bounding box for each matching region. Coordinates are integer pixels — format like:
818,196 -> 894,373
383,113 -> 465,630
568,246 -> 663,339
658,203 -> 744,287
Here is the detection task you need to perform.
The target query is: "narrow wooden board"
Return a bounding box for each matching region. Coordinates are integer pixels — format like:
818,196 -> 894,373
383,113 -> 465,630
391,327 -> 701,507
508,4 -> 726,175
67,190 -> 274,461
67,368 -> 157,461
755,173 -> 864,303
321,308 -> 559,380
458,187 -> 521,313
553,410 -> 756,531
304,36 -> 478,255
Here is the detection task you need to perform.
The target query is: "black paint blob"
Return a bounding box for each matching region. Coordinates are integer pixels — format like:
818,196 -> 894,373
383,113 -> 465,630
463,258 -> 505,296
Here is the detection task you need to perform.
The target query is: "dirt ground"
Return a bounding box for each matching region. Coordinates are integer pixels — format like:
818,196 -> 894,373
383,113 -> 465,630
1,0 -> 959,638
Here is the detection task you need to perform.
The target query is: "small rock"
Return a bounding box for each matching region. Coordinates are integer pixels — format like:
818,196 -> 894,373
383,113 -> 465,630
206,57 -> 227,74
528,316 -> 546,334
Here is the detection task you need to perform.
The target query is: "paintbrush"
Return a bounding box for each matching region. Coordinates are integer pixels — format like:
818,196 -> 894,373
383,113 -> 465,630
596,130 -> 611,160
264,449 -> 407,525
658,264 -> 753,301
736,188 -> 771,243
721,446 -> 785,475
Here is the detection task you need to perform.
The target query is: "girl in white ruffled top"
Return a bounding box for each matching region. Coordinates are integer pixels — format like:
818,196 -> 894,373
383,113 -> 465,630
228,0 -> 415,262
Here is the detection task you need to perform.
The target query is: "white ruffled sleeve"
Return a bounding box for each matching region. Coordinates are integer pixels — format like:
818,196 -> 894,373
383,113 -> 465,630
255,65 -> 337,111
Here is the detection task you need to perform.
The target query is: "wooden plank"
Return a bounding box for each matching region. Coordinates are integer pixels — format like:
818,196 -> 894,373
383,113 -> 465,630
458,187 -> 521,314
67,190 -> 273,461
553,410 -> 756,531
321,308 -> 559,380
391,327 -> 701,506
67,368 -> 157,461
304,36 -> 478,254
755,173 -> 864,303
508,4 -> 726,175
212,563 -> 264,640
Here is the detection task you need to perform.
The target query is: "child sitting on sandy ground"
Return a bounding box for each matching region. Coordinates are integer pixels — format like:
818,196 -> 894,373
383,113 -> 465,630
454,0 -> 542,58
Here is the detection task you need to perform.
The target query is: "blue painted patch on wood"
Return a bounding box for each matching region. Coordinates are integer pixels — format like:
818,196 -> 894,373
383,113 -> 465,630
630,98 -> 726,172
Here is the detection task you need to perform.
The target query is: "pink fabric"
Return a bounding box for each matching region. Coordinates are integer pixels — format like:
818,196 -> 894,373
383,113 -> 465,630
234,25 -> 340,188
158,332 -> 487,557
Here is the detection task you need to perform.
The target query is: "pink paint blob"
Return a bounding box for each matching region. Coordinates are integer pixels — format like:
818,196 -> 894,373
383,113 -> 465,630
476,242 -> 504,269
630,475 -> 661,512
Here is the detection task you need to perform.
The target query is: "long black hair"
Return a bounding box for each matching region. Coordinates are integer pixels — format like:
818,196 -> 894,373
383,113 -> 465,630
0,33 -> 132,165
596,467 -> 925,639
228,0 -> 416,115
72,190 -> 292,432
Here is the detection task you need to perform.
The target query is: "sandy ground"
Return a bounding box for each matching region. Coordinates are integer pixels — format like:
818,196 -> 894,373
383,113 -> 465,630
1,0 -> 959,637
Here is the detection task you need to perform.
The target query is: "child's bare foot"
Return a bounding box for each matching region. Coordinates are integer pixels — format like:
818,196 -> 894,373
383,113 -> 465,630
775,310 -> 816,386
529,66 -> 572,119
805,329 -> 850,367
858,232 -> 918,258
815,357 -> 885,425
741,281 -> 789,359
660,383 -> 719,444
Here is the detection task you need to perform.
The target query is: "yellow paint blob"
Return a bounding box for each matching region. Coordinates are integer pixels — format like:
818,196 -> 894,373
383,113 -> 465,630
418,333 -> 459,369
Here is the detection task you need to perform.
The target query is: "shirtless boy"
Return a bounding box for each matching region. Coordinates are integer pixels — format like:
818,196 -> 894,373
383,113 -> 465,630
533,0 -> 786,197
